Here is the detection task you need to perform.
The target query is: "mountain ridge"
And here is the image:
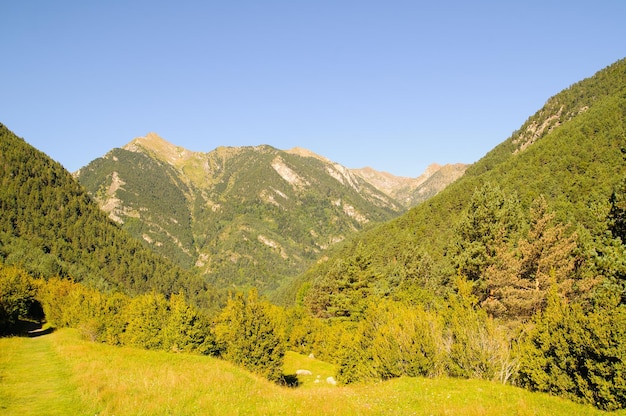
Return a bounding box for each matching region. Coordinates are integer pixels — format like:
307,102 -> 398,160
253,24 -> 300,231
80,137 -> 460,294
115,133 -> 466,207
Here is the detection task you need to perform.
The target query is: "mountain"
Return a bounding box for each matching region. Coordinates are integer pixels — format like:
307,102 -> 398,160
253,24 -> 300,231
75,136 -> 410,294
0,123 -> 212,306
352,163 -> 467,207
297,58 -> 626,316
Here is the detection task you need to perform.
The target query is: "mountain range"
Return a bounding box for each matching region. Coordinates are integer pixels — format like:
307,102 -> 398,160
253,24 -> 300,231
75,136 -> 464,294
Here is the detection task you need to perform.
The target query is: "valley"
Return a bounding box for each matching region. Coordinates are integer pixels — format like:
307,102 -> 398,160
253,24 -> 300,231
1,57 -> 626,413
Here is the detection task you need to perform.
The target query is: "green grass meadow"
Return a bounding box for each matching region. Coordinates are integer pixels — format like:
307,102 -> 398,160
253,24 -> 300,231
0,329 -> 622,415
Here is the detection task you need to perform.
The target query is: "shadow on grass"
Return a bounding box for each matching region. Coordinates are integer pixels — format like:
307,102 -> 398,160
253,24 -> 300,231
279,374 -> 301,388
1,319 -> 55,338
26,323 -> 55,338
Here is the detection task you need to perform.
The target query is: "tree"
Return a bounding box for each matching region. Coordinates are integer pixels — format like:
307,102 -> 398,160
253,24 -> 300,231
483,196 -> 579,320
607,175 -> 626,243
453,182 -> 521,292
214,289 -> 285,381
445,274 -> 516,382
163,293 -> 216,355
305,242 -> 380,319
0,265 -> 36,333
122,292 -> 169,350
336,299 -> 443,383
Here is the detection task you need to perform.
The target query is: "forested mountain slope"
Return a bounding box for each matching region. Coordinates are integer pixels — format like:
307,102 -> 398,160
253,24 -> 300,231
0,124 -> 211,306
76,136 -> 407,294
295,58 -> 626,315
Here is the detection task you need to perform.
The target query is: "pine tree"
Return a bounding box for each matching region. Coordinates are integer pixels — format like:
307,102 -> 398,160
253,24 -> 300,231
483,196 -> 579,320
0,264 -> 36,333
518,282 -> 626,410
214,289 -> 285,381
453,182 -> 521,291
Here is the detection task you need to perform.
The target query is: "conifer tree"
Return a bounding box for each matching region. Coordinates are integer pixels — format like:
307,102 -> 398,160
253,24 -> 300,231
453,182 -> 521,295
214,289 -> 285,381
483,196 -> 579,320
518,281 -> 626,410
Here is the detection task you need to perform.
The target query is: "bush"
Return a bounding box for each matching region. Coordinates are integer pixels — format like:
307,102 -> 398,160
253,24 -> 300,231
0,265 -> 36,333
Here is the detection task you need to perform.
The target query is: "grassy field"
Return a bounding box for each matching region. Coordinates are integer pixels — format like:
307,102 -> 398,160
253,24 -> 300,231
0,329 -> 622,415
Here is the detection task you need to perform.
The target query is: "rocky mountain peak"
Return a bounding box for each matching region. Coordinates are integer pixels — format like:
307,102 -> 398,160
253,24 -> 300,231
352,163 -> 467,207
124,133 -> 196,166
285,147 -> 330,163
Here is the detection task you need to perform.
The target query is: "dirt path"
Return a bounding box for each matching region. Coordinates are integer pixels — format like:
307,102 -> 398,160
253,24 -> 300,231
0,331 -> 94,415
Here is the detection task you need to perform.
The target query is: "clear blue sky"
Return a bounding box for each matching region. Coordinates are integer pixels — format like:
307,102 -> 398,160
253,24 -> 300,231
2,1 -> 625,177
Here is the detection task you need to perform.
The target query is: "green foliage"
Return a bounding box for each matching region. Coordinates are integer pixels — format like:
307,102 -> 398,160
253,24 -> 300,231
214,289 -> 286,381
37,277 -> 90,329
36,278 -> 216,356
78,148 -> 196,268
608,175 -> 626,244
0,264 -> 36,332
163,293 -> 216,355
283,306 -> 323,355
518,286 -> 626,411
122,292 -> 170,349
0,123 -> 214,307
453,182 -> 522,284
482,195 -> 581,319
95,291 -> 129,345
445,275 -> 516,382
331,279 -> 518,385
336,299 -> 443,383
300,59 -> 626,319
304,242 -> 384,319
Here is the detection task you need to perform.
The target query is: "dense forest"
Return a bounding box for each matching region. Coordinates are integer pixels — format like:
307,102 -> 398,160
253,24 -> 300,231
1,58 -> 626,410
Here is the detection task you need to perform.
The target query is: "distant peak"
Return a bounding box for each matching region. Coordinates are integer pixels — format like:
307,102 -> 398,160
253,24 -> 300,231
285,147 -> 330,163
425,163 -> 442,173
356,166 -> 406,179
123,133 -> 194,165
125,132 -> 171,151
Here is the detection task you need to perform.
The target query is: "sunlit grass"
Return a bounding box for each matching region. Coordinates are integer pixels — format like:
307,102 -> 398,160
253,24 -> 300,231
1,329 -> 622,415
0,330 -> 96,415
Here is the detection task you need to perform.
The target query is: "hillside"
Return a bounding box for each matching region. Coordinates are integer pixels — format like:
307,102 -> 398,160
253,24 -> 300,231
76,136 -> 409,293
0,124 -> 211,305
297,58 -> 626,315
268,58 -> 626,411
